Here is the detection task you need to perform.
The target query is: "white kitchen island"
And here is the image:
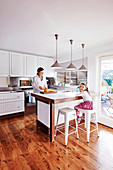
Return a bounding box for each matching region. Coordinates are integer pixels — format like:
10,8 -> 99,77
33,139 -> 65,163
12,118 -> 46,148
31,91 -> 82,142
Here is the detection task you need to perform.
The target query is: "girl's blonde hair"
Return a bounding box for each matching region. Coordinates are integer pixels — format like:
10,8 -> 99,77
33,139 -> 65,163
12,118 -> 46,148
80,83 -> 90,95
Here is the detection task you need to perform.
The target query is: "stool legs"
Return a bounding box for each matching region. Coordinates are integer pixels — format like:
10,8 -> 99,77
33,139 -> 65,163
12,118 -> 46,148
55,111 -> 60,137
86,111 -> 91,143
65,114 -> 69,145
95,111 -> 99,136
55,109 -> 78,145
85,113 -> 86,129
75,115 -> 79,139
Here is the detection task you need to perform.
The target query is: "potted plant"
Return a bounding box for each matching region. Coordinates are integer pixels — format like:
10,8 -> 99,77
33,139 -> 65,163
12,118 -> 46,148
30,79 -> 32,86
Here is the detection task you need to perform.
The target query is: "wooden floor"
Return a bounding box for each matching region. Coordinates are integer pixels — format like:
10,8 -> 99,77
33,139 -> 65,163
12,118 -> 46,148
0,108 -> 113,170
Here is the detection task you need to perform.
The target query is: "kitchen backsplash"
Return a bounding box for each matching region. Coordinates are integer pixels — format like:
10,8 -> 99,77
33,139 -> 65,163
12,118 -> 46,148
0,77 -> 33,87
0,77 -> 8,87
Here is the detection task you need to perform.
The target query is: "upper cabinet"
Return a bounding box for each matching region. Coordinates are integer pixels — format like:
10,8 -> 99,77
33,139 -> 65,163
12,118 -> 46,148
0,50 -> 10,76
37,56 -> 54,77
25,55 -> 37,77
0,50 -> 55,78
10,52 -> 25,77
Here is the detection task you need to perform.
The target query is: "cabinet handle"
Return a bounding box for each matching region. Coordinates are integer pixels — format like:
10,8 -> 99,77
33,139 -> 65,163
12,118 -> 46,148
18,106 -> 20,108
18,96 -> 19,98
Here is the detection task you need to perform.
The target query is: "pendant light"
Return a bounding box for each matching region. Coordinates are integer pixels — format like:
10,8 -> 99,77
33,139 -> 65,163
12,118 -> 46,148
51,34 -> 62,69
79,44 -> 87,71
67,39 -> 76,70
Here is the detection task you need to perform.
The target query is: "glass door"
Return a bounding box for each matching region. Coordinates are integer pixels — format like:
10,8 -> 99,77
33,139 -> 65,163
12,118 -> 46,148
97,56 -> 113,128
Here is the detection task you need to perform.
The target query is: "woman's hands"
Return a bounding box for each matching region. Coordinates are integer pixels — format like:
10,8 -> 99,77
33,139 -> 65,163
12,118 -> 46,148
39,86 -> 48,92
44,87 -> 48,92
39,86 -> 43,90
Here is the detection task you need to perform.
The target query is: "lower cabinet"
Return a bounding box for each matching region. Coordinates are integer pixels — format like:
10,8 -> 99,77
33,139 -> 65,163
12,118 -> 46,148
0,92 -> 24,116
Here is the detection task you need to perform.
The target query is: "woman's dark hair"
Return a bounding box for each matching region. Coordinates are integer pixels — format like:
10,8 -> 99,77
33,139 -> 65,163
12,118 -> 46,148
81,83 -> 90,95
37,67 -> 44,73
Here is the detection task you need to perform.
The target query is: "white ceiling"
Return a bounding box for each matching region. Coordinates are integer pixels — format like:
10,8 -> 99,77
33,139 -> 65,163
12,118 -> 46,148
0,0 -> 113,62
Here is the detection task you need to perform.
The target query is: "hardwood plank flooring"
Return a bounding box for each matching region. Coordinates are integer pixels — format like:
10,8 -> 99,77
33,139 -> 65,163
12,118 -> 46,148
0,110 -> 113,170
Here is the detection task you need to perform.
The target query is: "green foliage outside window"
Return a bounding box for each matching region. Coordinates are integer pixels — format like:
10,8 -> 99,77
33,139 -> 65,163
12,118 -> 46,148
103,79 -> 112,86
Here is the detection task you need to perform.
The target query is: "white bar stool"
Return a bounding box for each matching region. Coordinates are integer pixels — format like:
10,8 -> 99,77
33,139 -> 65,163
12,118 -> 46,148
78,108 -> 99,142
55,107 -> 79,145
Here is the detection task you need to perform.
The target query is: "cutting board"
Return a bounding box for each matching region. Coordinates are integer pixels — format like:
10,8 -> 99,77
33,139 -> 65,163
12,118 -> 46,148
40,90 -> 57,94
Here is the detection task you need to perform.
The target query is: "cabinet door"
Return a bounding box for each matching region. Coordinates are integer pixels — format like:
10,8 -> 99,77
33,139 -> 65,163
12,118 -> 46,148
25,55 -> 37,77
0,50 -> 9,76
37,56 -> 48,77
10,52 -> 25,76
37,56 -> 54,77
47,58 -> 55,77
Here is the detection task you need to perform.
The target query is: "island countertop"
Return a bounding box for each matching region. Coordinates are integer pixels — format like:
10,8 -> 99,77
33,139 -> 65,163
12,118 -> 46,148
31,91 -> 82,142
31,91 -> 82,104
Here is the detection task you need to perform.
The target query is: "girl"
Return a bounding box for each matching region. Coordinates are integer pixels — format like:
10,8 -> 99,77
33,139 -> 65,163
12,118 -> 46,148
74,83 -> 93,123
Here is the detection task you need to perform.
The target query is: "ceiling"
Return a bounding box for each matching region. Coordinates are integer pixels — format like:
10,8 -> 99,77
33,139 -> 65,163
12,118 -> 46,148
0,0 -> 113,62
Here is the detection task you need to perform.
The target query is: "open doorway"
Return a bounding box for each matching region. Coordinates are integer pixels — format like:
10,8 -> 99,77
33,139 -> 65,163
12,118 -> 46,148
98,56 -> 113,128
101,59 -> 113,119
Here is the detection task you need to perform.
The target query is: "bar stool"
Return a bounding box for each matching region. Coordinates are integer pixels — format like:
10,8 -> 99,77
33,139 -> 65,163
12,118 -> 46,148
55,107 -> 79,145
78,108 -> 99,142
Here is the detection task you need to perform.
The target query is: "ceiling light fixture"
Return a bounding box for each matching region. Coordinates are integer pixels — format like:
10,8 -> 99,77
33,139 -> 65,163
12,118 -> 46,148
67,39 -> 76,70
79,44 -> 87,71
51,34 -> 62,69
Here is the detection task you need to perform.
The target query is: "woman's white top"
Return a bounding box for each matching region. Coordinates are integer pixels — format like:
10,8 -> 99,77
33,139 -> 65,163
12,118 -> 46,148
32,75 -> 47,93
77,91 -> 92,102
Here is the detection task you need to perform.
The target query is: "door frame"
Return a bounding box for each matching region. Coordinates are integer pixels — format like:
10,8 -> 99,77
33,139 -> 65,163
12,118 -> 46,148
96,54 -> 113,128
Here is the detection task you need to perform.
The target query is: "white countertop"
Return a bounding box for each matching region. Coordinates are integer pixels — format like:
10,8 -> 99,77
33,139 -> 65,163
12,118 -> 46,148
32,91 -> 97,101
32,91 -> 79,100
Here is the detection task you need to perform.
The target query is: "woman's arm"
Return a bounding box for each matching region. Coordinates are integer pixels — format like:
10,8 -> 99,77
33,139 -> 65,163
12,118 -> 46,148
32,76 -> 40,91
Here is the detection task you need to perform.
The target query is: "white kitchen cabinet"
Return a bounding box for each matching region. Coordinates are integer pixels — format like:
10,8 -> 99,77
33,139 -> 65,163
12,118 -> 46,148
10,52 -> 25,77
0,50 -> 10,76
47,58 -> 55,77
25,55 -> 37,77
37,56 -> 54,77
0,92 -> 24,116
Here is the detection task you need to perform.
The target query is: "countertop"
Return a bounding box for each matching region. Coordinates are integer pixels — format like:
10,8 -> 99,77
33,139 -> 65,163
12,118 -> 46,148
32,91 -> 77,100
31,91 -> 83,104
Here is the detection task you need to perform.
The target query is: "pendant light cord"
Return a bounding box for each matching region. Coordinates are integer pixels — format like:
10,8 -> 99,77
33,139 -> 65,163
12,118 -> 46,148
56,38 -> 57,61
55,34 -> 59,62
70,39 -> 73,64
71,43 -> 72,63
82,44 -> 85,65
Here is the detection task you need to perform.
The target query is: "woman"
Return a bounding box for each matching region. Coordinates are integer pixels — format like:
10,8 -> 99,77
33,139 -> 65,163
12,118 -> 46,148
32,67 -> 47,93
74,83 -> 93,123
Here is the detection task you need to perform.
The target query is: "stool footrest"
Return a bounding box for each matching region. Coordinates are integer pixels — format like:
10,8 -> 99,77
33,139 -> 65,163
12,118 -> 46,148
78,123 -> 98,134
57,129 -> 77,136
56,124 -> 77,136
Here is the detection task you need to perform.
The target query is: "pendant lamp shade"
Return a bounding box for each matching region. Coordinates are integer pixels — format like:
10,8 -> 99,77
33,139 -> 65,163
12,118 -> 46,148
67,39 -> 76,70
51,34 -> 62,69
79,44 -> 87,71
